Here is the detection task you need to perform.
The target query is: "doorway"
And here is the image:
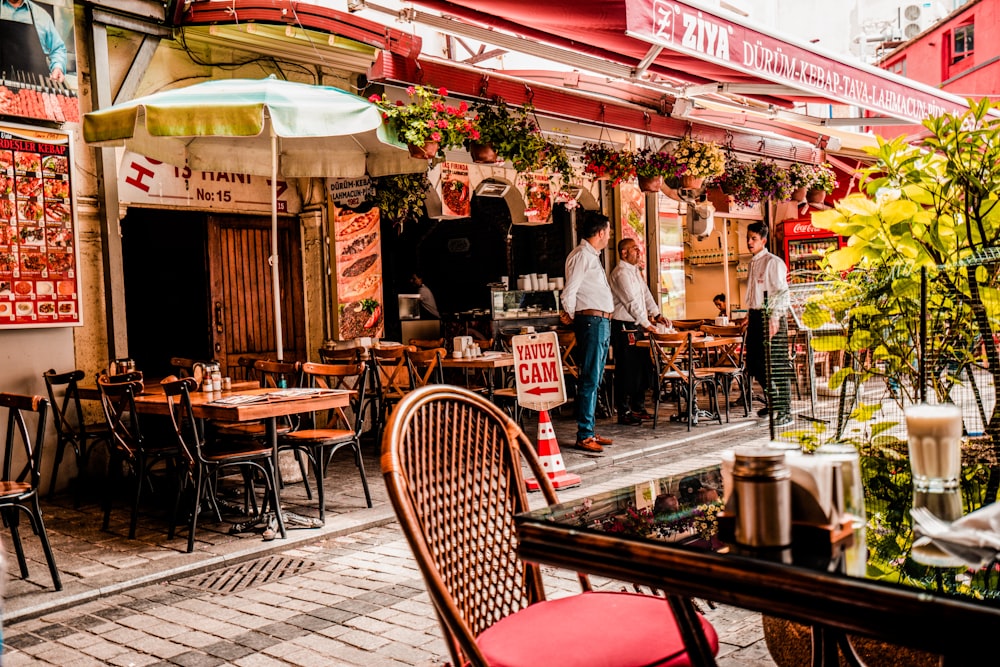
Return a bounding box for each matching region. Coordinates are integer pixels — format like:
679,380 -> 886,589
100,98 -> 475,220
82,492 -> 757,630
121,208 -> 305,379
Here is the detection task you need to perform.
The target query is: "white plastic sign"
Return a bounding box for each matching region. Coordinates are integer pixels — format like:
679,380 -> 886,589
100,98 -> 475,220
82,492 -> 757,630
512,331 -> 567,411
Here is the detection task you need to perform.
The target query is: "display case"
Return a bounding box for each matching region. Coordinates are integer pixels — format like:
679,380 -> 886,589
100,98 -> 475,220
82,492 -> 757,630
489,288 -> 561,337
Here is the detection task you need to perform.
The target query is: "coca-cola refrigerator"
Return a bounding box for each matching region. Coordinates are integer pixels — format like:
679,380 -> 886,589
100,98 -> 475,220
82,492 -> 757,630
781,219 -> 845,284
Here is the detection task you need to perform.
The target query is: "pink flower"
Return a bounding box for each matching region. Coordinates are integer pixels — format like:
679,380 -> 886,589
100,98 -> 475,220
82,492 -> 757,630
469,129 -> 480,140
406,86 -> 416,95
459,101 -> 468,113
437,119 -> 448,128
426,119 -> 436,128
368,94 -> 381,103
438,87 -> 448,96
431,131 -> 442,142
432,101 -> 446,113
445,106 -> 456,115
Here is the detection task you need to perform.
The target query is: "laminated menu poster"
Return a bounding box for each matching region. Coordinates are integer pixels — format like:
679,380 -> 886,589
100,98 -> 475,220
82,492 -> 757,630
0,122 -> 79,328
523,172 -> 553,225
439,161 -> 470,217
329,178 -> 384,340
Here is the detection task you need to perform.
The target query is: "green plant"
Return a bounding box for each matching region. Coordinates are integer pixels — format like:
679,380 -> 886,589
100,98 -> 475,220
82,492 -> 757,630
809,162 -> 838,193
754,159 -> 794,201
369,85 -> 476,153
672,136 -> 725,179
715,158 -> 759,205
633,148 -> 684,180
540,139 -> 574,179
788,162 -> 814,189
469,99 -> 546,172
582,142 -> 635,184
371,173 -> 430,229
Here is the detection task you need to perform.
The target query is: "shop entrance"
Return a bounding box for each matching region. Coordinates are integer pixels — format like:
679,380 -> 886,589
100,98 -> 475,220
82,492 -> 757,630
121,208 -> 305,378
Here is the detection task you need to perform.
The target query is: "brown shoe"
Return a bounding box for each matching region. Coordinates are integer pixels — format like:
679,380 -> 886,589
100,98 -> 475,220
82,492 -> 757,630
592,434 -> 614,446
574,436 -> 604,453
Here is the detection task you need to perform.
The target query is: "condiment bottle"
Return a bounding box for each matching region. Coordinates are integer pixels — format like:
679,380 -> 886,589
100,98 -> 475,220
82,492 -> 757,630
730,448 -> 792,548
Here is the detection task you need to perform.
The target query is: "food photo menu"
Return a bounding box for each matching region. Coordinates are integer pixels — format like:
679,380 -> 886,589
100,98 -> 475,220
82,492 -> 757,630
0,123 -> 80,327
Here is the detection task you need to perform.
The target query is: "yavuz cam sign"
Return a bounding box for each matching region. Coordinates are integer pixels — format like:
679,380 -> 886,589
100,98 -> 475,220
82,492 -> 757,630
513,331 -> 567,411
625,0 -> 970,124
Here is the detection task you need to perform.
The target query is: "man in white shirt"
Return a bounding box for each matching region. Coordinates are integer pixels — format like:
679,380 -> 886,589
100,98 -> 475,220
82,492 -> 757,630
560,212 -> 615,453
610,238 -> 669,424
741,221 -> 792,427
411,273 -> 439,319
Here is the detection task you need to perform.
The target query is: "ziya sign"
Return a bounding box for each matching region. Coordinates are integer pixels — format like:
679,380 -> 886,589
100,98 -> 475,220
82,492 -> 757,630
512,331 -> 567,411
118,152 -> 302,214
624,0 -> 969,124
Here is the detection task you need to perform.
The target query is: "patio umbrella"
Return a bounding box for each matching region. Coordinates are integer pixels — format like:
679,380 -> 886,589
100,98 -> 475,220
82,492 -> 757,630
83,76 -> 426,359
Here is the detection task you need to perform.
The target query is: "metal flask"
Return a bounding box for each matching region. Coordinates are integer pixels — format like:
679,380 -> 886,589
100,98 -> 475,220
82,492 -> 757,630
731,448 -> 792,548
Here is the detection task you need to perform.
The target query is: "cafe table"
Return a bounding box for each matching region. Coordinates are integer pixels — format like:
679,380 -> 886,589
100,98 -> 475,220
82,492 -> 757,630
515,464 -> 1000,665
441,351 -> 515,401
82,381 -> 352,540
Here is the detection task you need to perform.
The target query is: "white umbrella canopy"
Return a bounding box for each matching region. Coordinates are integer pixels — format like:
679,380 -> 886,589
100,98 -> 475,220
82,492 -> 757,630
83,76 -> 428,359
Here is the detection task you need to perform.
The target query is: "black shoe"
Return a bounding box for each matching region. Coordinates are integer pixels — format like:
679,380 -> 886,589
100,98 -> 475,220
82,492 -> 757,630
757,407 -> 769,417
774,413 -> 794,427
617,411 -> 642,426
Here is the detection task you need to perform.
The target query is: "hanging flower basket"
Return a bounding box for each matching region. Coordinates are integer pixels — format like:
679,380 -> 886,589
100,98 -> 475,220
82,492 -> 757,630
582,143 -> 635,185
807,189 -> 827,204
682,174 -> 705,189
370,85 -> 476,157
787,162 -> 813,202
809,162 -> 838,194
715,158 -> 758,206
468,141 -> 498,163
753,160 -> 794,202
638,175 -> 664,192
672,137 -> 725,183
408,141 -> 440,159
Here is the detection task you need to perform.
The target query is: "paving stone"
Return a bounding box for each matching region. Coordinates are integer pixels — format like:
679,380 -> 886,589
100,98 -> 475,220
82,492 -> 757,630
201,640 -> 257,661
231,631 -> 283,652
255,621 -> 311,641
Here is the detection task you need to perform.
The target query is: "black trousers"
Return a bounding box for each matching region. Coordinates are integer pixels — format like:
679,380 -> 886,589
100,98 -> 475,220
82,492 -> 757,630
611,320 -> 652,413
746,309 -> 791,415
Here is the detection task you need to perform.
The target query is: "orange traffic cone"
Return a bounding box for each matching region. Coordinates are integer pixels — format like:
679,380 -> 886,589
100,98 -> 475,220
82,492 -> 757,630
526,409 -> 581,491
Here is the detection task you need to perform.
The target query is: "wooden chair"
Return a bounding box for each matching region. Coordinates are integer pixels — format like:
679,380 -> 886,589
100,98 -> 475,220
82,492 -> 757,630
42,368 -> 111,498
671,319 -> 706,331
648,332 -> 721,430
279,362 -> 373,520
168,357 -> 197,378
317,347 -> 362,365
556,330 -> 579,381
370,345 -> 415,442
0,392 -> 62,590
382,385 -> 719,667
161,378 -> 279,553
405,347 -> 445,389
408,338 -> 446,351
698,329 -> 750,421
97,375 -> 183,539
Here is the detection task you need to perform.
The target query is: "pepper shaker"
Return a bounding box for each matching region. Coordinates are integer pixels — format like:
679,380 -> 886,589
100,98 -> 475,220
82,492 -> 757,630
730,448 -> 792,548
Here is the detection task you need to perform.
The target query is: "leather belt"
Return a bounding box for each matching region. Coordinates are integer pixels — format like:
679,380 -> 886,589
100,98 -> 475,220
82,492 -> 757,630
578,309 -> 612,319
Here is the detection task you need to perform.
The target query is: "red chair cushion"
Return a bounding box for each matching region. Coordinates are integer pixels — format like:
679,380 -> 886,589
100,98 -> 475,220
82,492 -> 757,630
476,591 -> 718,667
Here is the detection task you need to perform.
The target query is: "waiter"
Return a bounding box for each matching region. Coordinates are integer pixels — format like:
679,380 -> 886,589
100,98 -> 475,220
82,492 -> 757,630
1,0 -> 67,83
560,211 -> 615,453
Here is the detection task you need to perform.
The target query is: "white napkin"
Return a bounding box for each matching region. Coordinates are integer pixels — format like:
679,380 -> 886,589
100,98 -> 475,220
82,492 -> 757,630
786,455 -> 838,525
913,503 -> 1000,567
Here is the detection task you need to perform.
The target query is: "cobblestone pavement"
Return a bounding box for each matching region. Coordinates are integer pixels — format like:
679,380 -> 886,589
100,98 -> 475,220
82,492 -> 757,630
1,395 -> 792,666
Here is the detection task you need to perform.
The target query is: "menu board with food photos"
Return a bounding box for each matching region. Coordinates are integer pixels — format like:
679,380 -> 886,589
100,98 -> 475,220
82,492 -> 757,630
0,122 -> 79,328
328,177 -> 384,340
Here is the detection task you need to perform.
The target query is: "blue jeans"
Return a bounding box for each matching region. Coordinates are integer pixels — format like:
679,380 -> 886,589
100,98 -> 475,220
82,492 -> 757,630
573,315 -> 611,441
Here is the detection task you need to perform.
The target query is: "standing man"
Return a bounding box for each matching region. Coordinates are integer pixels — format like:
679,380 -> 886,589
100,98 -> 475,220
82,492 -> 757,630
411,273 -> 439,319
560,212 -> 615,453
0,0 -> 67,83
610,238 -> 669,424
742,221 -> 792,427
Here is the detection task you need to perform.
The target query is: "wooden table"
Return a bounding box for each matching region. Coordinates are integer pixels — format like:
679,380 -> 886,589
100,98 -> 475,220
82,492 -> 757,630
516,465 -> 1000,665
77,378 -> 259,402
84,382 -> 351,540
441,352 -> 515,401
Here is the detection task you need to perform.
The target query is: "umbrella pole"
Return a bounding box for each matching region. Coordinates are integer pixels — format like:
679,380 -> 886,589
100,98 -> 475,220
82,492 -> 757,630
271,131 -> 284,361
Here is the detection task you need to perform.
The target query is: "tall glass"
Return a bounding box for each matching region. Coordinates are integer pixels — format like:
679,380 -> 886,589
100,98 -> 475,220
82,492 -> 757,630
905,403 -> 962,492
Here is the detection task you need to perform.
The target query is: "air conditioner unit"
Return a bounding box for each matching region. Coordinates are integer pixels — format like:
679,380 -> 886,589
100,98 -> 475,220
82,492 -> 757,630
902,4 -> 924,39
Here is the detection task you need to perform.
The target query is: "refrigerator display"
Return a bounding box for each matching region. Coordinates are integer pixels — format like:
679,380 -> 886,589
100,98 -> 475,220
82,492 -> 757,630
782,220 -> 844,283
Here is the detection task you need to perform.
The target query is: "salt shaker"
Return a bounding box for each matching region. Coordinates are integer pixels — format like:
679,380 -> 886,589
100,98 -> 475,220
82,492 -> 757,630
730,448 -> 792,548
210,365 -> 222,393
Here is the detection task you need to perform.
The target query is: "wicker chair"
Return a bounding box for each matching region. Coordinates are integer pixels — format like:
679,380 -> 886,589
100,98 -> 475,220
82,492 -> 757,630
382,385 -> 719,667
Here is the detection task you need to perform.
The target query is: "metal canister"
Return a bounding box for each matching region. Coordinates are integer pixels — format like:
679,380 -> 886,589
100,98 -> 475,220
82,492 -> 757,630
732,448 -> 792,548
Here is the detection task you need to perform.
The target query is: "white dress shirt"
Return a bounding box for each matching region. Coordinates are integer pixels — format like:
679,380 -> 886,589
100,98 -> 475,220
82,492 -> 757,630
561,240 -> 614,316
746,248 -> 789,325
610,261 -> 659,328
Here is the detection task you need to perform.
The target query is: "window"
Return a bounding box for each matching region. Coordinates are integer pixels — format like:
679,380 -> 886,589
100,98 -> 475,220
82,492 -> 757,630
889,58 -> 906,77
952,24 -> 974,64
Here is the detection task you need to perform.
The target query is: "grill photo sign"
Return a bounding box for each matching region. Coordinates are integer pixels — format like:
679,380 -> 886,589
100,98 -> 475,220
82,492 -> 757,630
513,331 -> 566,411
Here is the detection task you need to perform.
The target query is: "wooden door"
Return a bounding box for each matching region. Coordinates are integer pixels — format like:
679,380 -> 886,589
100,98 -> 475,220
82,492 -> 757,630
207,214 -> 305,378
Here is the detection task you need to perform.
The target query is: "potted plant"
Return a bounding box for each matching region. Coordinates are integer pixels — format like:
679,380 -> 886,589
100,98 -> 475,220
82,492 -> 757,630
582,142 -> 635,185
468,99 -> 546,169
715,159 -> 759,206
807,162 -> 838,203
633,148 -> 684,192
753,159 -> 794,202
672,136 -> 725,188
540,139 -> 574,180
369,85 -> 476,159
787,162 -> 814,202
